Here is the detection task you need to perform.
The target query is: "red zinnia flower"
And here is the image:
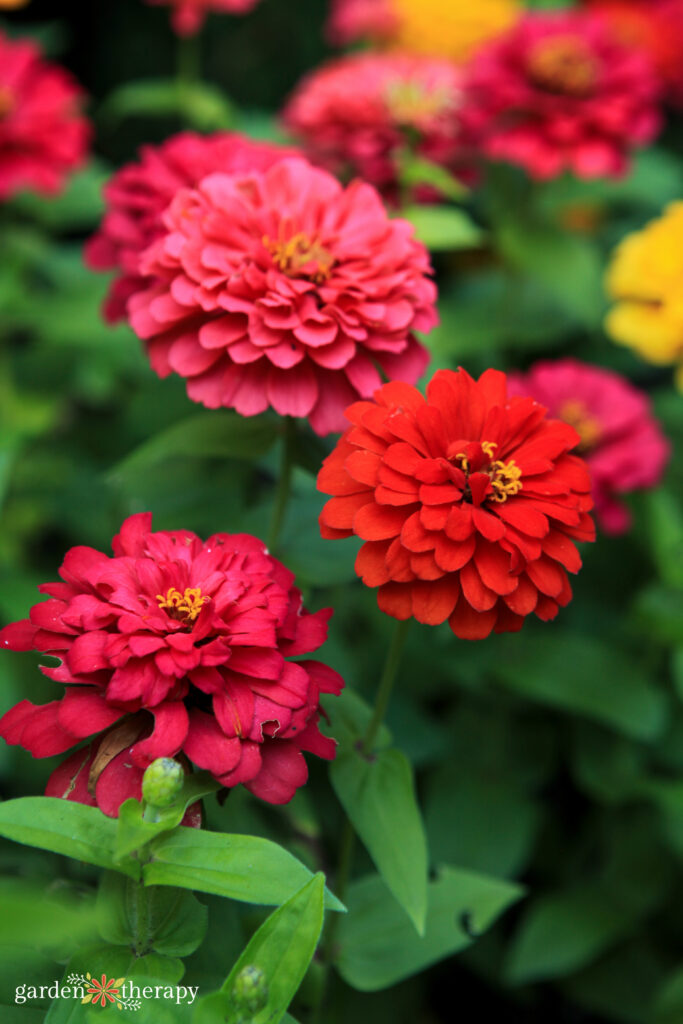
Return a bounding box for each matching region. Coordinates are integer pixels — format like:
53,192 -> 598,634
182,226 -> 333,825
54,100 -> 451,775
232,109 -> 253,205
146,0 -> 261,36
283,53 -> 466,201
85,132 -> 294,324
0,30 -> 89,201
326,0 -> 397,46
508,358 -> 670,536
460,10 -> 661,180
318,369 -> 595,640
127,157 -> 436,436
0,514 -> 343,813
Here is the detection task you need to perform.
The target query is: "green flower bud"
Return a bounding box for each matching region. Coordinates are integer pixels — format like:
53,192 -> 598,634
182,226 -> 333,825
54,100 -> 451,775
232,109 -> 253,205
232,965 -> 268,1015
141,758 -> 184,808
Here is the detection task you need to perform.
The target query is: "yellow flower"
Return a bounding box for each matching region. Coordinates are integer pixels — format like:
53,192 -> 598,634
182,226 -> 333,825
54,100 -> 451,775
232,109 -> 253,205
389,0 -> 522,63
0,0 -> 31,8
605,202 -> 683,392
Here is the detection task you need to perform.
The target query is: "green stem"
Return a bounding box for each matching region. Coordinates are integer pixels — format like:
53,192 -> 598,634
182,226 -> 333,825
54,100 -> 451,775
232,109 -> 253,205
267,418 -> 295,554
129,880 -> 152,957
177,32 -> 201,89
361,618 -> 411,756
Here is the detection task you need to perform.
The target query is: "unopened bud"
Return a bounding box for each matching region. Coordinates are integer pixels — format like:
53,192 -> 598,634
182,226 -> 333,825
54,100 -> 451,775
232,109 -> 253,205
142,758 -> 184,808
232,965 -> 268,1015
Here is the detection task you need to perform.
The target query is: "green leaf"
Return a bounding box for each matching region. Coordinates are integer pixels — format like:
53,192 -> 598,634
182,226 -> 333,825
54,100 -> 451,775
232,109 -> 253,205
397,153 -> 468,202
335,867 -> 523,991
321,688 -> 392,753
505,886 -> 635,985
0,798 -> 138,879
0,878 -> 99,953
111,412 -> 277,481
101,79 -> 233,131
401,206 -> 484,252
143,829 -> 345,911
220,874 -> 325,1024
330,747 -> 428,934
492,630 -> 668,740
643,489 -> 683,589
115,773 -> 221,860
9,163 -> 107,231
97,874 -> 207,957
633,585 -> 683,647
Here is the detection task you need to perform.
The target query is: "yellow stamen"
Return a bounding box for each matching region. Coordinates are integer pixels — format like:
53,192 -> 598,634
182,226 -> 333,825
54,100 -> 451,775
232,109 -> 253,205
488,458 -> 522,503
527,35 -> 598,98
383,79 -> 453,124
263,231 -> 335,284
156,587 -> 209,623
559,399 -> 602,453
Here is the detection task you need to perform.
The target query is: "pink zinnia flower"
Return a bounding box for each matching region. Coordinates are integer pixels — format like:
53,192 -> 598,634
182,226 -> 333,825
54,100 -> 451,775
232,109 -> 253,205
0,31 -> 89,201
85,132 -> 294,324
508,359 -> 670,534
460,10 -> 661,180
0,513 -> 344,814
327,0 -> 397,46
146,0 -> 261,37
283,53 -> 465,201
127,157 -> 437,436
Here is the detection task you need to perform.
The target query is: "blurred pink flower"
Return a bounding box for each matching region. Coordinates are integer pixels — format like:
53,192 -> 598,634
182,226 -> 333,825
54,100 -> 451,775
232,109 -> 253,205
127,157 -> 436,435
85,132 -> 294,323
283,52 -> 466,201
146,0 -> 261,36
0,30 -> 89,200
508,359 -> 670,534
326,0 -> 397,46
461,10 -> 661,180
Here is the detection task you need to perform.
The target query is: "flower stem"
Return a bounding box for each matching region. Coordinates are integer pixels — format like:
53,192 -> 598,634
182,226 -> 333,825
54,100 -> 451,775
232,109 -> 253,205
177,32 -> 201,90
361,617 -> 411,756
129,880 -> 152,956
267,418 -> 295,555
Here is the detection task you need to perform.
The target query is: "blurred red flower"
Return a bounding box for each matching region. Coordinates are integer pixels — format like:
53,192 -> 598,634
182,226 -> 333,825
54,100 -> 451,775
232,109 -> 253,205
508,359 -> 670,535
85,132 -> 293,323
127,157 -> 436,436
318,369 -> 595,640
326,0 -> 397,46
0,513 -> 343,813
461,10 -> 661,180
0,30 -> 89,200
283,52 -> 466,202
146,0 -> 261,36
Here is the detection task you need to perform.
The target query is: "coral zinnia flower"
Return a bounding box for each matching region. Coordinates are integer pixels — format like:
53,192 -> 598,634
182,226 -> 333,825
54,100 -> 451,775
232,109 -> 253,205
587,0 -> 683,108
85,132 -> 293,324
0,513 -> 343,813
606,202 -> 683,393
327,0 -> 520,63
460,10 -> 661,180
146,0 -> 261,37
509,359 -> 670,535
283,53 -> 465,201
318,369 -> 595,640
127,157 -> 436,436
0,31 -> 89,201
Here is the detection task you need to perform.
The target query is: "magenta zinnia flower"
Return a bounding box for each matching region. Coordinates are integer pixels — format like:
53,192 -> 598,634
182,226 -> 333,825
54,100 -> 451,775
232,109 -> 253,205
283,53 -> 466,201
85,132 -> 294,324
0,30 -> 90,201
508,359 -> 670,534
146,0 -> 261,36
127,157 -> 437,436
327,0 -> 397,46
0,514 -> 344,814
460,10 -> 661,180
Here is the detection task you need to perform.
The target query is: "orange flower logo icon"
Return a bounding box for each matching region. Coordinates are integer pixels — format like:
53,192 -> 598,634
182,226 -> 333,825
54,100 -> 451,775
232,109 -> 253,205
66,972 -> 140,1011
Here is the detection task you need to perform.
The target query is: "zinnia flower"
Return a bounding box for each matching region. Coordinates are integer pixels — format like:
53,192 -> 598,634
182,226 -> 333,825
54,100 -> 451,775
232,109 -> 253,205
460,10 -> 661,180
605,202 -> 683,392
146,0 -> 261,36
85,131 -> 293,324
0,513 -> 344,814
0,30 -> 89,201
327,0 -> 520,63
317,368 -> 595,640
508,359 -> 670,535
283,53 -> 465,201
586,0 -> 683,108
126,157 -> 436,436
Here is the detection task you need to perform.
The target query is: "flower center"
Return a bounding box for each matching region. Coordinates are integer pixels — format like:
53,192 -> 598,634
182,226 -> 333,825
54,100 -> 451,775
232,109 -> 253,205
449,440 -> 523,504
384,78 -> 453,125
0,86 -> 15,118
156,587 -> 209,623
559,399 -> 602,453
527,35 -> 598,97
263,231 -> 335,284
